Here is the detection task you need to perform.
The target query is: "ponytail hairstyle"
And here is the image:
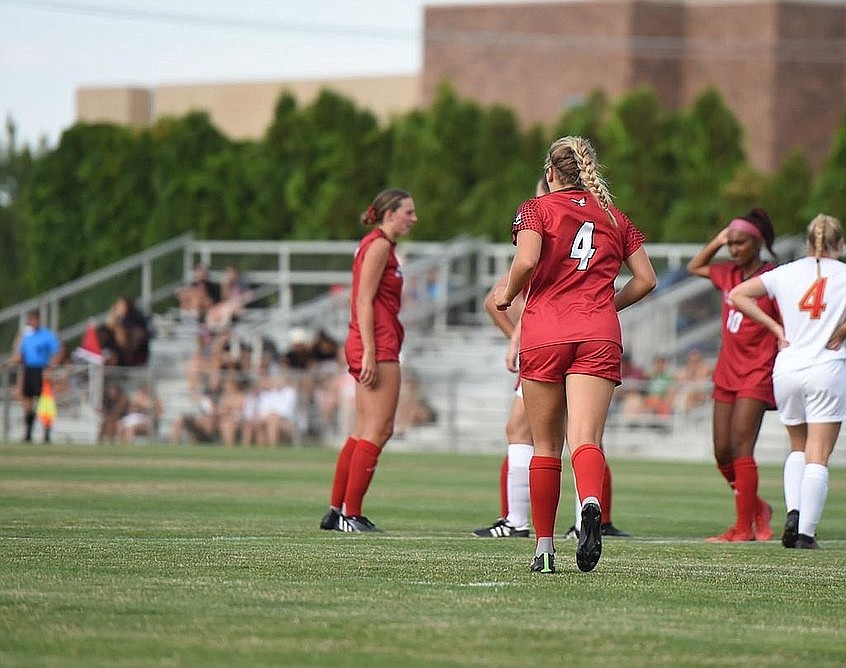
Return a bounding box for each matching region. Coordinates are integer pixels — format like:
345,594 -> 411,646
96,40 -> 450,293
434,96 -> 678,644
806,213 -> 844,278
544,136 -> 616,225
360,188 -> 411,226
741,208 -> 778,261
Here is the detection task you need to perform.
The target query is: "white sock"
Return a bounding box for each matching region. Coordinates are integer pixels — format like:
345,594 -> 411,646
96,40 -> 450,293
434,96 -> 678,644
798,463 -> 829,537
573,472 -> 581,530
505,443 -> 532,528
783,450 -> 805,512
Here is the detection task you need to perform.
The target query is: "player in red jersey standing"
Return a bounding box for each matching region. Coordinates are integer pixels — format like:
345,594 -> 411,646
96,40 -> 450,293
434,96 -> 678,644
319,189 -> 417,533
687,209 -> 779,542
495,136 -> 656,573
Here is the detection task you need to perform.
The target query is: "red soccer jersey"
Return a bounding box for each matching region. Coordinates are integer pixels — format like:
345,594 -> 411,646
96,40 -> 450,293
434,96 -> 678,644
708,261 -> 779,392
345,228 -> 405,367
511,189 -> 645,351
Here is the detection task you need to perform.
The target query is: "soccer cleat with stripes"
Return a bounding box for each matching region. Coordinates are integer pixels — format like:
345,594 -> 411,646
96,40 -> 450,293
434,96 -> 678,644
781,509 -> 799,548
320,507 -> 341,531
576,502 -> 602,572
530,552 -> 555,574
338,515 -> 382,532
473,518 -> 530,538
562,525 -> 579,540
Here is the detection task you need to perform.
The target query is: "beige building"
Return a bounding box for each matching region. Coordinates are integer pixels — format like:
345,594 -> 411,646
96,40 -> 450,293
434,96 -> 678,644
77,1 -> 846,171
77,75 -> 420,140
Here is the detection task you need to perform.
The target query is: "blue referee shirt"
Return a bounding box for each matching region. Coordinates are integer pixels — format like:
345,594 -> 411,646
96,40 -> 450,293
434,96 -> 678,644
18,327 -> 61,368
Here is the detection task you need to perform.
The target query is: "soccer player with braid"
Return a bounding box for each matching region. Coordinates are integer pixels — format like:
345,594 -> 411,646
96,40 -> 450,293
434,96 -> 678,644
474,175 -> 631,540
687,209 -> 779,542
731,214 -> 846,549
319,189 -> 417,533
494,137 -> 656,573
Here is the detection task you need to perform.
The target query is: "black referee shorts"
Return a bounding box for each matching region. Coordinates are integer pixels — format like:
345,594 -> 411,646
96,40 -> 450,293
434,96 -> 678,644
22,366 -> 44,399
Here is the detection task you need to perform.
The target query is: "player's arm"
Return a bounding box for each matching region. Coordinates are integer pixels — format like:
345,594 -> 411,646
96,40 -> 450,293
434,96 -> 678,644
826,319 -> 846,350
495,230 -> 540,311
729,278 -> 788,348
356,237 -> 391,388
484,273 -> 518,339
616,246 -> 657,311
687,228 -> 729,278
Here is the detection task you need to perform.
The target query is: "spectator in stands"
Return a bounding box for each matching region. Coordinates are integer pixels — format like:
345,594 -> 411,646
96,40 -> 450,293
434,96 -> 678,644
311,329 -> 340,366
319,188 -> 417,533
170,382 -> 220,445
177,263 -> 220,323
7,309 -> 63,442
256,374 -> 299,445
313,346 -> 356,437
674,348 -> 713,413
118,381 -> 163,443
98,381 -> 129,444
614,352 -> 649,419
217,375 -> 247,447
687,208 -> 779,543
394,368 -> 437,437
106,296 -> 152,366
204,264 -> 254,331
284,327 -> 315,370
239,379 -> 263,446
185,325 -> 218,391
643,356 -> 675,416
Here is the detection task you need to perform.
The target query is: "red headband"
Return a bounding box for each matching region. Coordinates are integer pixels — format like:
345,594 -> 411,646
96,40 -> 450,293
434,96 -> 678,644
728,218 -> 764,240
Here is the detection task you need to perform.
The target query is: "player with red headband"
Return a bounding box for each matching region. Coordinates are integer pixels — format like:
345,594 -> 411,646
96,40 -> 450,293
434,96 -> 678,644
687,208 -> 780,542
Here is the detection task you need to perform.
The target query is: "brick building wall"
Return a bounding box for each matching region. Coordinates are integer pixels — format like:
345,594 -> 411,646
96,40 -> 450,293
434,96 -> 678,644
423,0 -> 846,171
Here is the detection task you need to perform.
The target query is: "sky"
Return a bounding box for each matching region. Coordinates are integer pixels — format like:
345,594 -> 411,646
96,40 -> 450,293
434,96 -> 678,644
0,0 -> 517,150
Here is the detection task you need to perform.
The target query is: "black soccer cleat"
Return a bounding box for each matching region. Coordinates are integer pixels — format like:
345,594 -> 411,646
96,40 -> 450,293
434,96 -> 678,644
576,502 -> 602,573
342,515 -> 382,533
781,509 -> 799,548
795,533 -> 819,550
601,522 -> 630,537
473,518 -> 530,538
530,552 -> 555,574
320,507 -> 341,531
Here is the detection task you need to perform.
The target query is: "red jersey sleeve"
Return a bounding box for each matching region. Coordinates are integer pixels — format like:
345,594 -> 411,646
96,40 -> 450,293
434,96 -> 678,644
511,197 -> 543,245
619,210 -> 646,257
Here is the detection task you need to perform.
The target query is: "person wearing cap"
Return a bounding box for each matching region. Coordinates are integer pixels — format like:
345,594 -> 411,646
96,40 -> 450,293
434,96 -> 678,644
687,209 -> 780,542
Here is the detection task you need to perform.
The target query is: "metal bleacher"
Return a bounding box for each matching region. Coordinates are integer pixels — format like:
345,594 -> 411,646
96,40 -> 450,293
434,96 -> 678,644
3,232 -> 843,466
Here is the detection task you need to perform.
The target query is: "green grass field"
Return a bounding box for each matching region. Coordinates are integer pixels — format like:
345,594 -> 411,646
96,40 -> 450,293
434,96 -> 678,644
1,443 -> 844,667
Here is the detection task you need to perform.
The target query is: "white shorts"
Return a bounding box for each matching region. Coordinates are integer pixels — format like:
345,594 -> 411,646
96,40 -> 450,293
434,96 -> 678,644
774,360 -> 846,425
120,412 -> 148,429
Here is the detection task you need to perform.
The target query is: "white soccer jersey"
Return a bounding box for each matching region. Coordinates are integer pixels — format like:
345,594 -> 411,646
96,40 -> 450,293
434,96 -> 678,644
759,256 -> 846,375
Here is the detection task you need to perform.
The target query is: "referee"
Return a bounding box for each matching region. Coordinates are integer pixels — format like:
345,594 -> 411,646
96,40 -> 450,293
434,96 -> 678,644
10,310 -> 62,442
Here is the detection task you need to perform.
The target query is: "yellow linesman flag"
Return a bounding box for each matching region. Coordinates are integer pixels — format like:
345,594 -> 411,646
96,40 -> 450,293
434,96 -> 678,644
37,377 -> 57,427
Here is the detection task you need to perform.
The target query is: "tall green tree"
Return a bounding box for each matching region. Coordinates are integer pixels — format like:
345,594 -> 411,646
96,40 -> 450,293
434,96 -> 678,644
145,112 -> 232,244
283,90 -> 389,240
806,109 -> 846,223
23,123 -> 152,291
600,87 -> 674,241
0,118 -> 34,305
662,88 -> 746,241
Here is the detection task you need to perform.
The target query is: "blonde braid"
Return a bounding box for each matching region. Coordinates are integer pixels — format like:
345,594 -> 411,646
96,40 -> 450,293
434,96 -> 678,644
814,216 -> 824,279
571,137 -> 616,226
806,213 -> 843,278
